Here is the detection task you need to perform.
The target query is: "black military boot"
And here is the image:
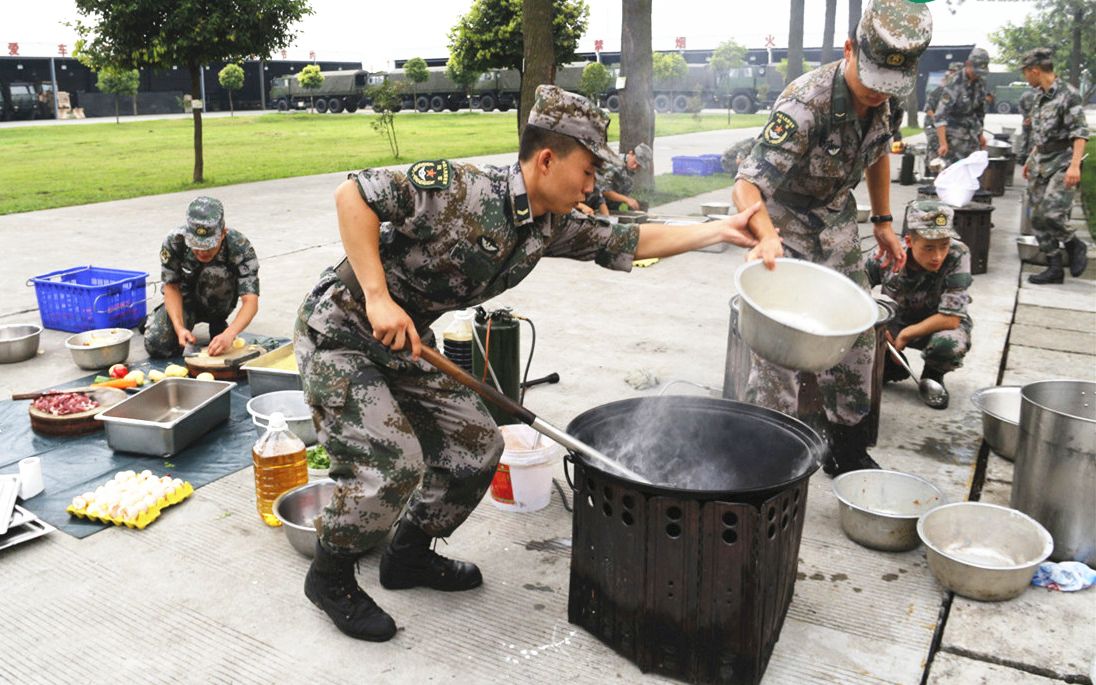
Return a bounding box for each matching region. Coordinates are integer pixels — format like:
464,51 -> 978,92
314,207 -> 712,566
822,420 -> 881,477
1064,237 -> 1089,278
379,518 -> 482,592
304,541 -> 397,642
920,367 -> 950,410
883,352 -> 911,383
1028,254 -> 1064,284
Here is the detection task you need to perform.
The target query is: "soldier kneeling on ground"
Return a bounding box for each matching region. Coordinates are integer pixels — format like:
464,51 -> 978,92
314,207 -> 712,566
868,200 -> 973,410
599,142 -> 652,211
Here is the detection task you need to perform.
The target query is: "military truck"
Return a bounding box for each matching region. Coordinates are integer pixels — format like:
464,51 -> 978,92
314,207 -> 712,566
0,80 -> 53,120
991,81 -> 1033,114
269,69 -> 370,113
383,67 -> 469,112
651,63 -> 776,113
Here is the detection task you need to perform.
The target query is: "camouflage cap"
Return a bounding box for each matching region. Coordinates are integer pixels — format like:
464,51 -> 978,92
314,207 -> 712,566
1020,47 -> 1054,71
632,143 -> 653,169
904,200 -> 958,240
855,0 -> 933,98
185,196 -> 225,250
528,85 -> 620,166
948,62 -> 964,72
967,47 -> 990,77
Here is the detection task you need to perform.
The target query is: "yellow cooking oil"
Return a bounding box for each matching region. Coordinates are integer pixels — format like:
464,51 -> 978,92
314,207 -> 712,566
252,412 -> 308,526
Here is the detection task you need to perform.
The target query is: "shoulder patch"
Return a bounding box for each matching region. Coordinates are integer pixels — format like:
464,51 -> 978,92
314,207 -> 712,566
160,247 -> 172,264
761,111 -> 798,147
408,160 -> 452,190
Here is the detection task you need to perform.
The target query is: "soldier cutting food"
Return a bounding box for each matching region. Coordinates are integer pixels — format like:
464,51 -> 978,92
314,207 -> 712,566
934,47 -> 990,164
144,196 -> 260,358
731,0 -> 932,476
293,85 -> 762,642
598,142 -> 652,211
1020,47 -> 1089,285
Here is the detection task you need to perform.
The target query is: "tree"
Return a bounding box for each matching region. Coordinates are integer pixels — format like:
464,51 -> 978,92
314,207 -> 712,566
787,0 -> 805,84
620,0 -> 654,192
445,58 -> 480,99
218,63 -> 245,117
95,66 -> 138,124
652,52 -> 688,83
72,0 -> 311,183
449,0 -> 589,130
297,65 -> 324,113
403,57 -> 429,100
821,0 -> 838,64
709,40 -> 746,75
579,62 -> 612,103
989,0 -> 1094,100
369,80 -> 403,158
775,58 -> 810,80
521,0 -> 555,134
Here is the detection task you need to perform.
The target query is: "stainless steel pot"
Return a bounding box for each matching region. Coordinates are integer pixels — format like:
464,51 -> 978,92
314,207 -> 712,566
273,479 -> 334,557
246,390 -> 317,445
1012,380 -> 1096,565
832,470 -> 944,551
0,324 -> 42,364
970,386 -> 1021,460
64,328 -> 133,370
734,259 -> 877,372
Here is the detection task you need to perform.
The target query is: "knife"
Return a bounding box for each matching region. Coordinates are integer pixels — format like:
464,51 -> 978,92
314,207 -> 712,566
183,342 -> 200,358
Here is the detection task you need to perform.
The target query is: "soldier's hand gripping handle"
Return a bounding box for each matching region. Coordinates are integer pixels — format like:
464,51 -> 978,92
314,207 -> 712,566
368,295 -> 422,359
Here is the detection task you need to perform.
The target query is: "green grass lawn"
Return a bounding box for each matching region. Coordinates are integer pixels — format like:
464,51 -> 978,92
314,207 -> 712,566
0,112 -> 767,215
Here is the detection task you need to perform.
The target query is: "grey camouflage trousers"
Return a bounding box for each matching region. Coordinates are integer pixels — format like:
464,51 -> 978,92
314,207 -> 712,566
144,266 -> 239,358
887,319 -> 972,373
744,210 -> 875,427
294,285 -> 503,556
1027,166 -> 1077,256
943,125 -> 981,164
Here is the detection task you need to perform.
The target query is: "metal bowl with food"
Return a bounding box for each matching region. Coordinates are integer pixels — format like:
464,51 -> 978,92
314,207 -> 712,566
273,479 -> 335,557
970,386 -> 1021,460
734,258 -> 877,372
0,324 -> 42,364
246,390 -> 316,445
917,501 -> 1053,601
832,470 -> 944,551
64,328 -> 133,370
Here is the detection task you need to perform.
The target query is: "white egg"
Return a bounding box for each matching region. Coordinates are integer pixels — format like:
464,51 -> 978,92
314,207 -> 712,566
72,496 -> 87,510
139,470 -> 153,479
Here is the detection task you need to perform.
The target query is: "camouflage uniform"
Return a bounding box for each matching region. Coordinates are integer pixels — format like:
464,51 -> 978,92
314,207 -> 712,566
922,65 -> 960,169
935,60 -> 987,163
584,184 -> 605,212
145,225 -> 260,358
296,160 -> 639,554
596,163 -> 635,201
721,138 -> 756,175
1026,78 -> 1089,256
1017,88 -> 1037,162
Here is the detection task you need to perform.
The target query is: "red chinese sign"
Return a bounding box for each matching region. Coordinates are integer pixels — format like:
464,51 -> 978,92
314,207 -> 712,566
764,34 -> 776,48
280,49 -> 287,59
58,43 -> 67,56
308,50 -> 316,61
594,39 -> 603,52
8,42 -> 18,56
675,37 -> 686,49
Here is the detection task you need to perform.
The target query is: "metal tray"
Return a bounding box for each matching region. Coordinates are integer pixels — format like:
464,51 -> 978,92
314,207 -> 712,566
95,378 -> 236,456
0,505 -> 55,552
0,474 -> 20,536
240,343 -> 301,397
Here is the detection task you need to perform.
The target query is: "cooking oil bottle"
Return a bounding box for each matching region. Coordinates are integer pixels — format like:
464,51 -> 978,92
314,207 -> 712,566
442,308 -> 475,374
252,411 -> 308,527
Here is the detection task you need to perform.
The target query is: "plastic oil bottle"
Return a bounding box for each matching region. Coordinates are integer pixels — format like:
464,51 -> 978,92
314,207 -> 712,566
442,308 -> 475,374
252,411 -> 308,527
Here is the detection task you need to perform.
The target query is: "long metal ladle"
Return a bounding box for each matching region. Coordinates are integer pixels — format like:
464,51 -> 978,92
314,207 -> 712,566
419,346 -> 652,484
885,341 -> 948,408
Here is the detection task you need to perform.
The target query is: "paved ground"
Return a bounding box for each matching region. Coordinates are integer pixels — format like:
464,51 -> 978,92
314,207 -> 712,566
1,121 -> 1094,684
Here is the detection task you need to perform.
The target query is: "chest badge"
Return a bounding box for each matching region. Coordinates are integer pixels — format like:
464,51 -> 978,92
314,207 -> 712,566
408,160 -> 452,190
478,236 -> 500,253
761,111 -> 798,147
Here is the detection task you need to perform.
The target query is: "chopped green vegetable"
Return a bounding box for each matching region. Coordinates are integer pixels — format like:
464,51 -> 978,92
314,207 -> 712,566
306,445 -> 331,470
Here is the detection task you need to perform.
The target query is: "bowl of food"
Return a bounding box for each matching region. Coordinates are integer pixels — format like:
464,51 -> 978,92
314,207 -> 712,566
970,386 -> 1021,460
306,444 -> 331,479
64,328 -> 132,370
0,324 -> 42,364
832,470 -> 944,551
917,502 -> 1053,601
734,258 -> 878,372
273,479 -> 335,557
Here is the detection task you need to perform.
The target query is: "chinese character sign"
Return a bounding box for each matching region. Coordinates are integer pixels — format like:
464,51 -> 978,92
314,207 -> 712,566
8,42 -> 18,56
58,43 -> 67,56
675,37 -> 686,50
308,50 -> 315,61
594,39 -> 603,52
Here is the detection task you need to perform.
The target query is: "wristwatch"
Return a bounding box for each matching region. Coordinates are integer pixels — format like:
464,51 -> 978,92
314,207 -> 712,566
869,214 -> 894,224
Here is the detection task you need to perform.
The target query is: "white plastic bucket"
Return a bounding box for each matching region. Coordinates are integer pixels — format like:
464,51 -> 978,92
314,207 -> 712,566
490,425 -> 563,512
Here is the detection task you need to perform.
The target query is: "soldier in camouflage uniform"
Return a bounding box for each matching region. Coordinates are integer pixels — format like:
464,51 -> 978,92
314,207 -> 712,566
935,47 -> 990,164
577,183 -> 609,216
732,0 -> 932,477
923,62 -> 963,174
295,85 -> 762,642
1020,48 -> 1090,284
721,138 -> 756,176
599,142 -> 652,210
868,201 -> 972,410
1017,87 -> 1037,163
144,197 -> 260,358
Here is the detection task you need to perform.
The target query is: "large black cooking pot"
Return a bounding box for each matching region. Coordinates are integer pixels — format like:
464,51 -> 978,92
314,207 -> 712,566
565,396 -> 824,685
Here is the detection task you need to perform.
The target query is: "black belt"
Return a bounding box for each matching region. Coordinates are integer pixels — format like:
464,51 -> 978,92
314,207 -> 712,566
773,189 -> 832,211
334,257 -> 363,300
1038,139 -> 1070,154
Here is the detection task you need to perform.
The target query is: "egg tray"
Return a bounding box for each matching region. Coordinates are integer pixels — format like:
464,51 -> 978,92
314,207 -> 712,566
66,481 -> 194,530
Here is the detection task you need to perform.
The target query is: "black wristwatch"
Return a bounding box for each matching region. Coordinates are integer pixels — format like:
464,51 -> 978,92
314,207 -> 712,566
869,214 -> 894,224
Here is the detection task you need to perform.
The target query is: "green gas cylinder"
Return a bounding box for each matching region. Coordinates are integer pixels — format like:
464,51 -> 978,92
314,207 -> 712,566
472,308 -> 521,426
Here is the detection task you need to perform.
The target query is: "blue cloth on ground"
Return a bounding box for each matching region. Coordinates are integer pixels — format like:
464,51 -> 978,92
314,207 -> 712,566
1030,561 -> 1096,591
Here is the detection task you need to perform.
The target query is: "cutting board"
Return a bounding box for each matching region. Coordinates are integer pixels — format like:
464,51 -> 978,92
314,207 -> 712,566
27,387 -> 127,436
184,343 -> 264,380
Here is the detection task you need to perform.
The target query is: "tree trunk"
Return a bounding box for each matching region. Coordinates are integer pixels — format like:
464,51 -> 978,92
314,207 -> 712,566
132,94 -> 138,117
229,90 -> 235,116
1069,2 -> 1083,88
114,95 -> 119,124
621,0 -> 654,191
190,66 -> 204,184
848,0 -> 862,39
905,89 -> 918,129
520,0 -> 555,137
787,0 -> 805,85
821,0 -> 837,64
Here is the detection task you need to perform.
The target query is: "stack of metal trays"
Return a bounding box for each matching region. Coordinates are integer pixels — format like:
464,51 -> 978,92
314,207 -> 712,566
0,475 -> 55,552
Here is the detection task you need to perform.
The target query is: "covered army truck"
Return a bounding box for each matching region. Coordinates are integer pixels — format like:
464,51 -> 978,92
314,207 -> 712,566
269,69 -> 370,113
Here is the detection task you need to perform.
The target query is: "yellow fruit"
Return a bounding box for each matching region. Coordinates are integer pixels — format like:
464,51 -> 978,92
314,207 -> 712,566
123,370 -> 145,386
164,363 -> 189,378
148,369 -> 165,383
196,372 -> 215,381
232,337 -> 246,349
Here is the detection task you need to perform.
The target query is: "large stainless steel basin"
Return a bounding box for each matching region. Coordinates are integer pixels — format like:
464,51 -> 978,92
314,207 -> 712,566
96,378 -> 236,456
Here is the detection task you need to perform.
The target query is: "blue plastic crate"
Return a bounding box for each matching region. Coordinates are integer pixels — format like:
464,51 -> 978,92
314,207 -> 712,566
672,155 -> 712,176
699,154 -> 723,174
29,266 -> 149,333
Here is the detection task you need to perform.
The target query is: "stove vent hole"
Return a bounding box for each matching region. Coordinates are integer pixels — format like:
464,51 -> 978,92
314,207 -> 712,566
722,511 -> 738,526
767,506 -> 776,522
603,486 -> 614,501
722,529 -> 738,544
781,513 -> 789,530
622,511 -> 635,526
603,503 -> 614,517
767,524 -> 776,539
666,506 -> 683,521
622,495 -> 635,509
585,494 -> 594,508
666,522 -> 682,538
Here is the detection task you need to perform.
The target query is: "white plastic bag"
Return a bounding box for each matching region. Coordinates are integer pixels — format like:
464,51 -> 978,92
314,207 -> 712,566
934,150 -> 988,207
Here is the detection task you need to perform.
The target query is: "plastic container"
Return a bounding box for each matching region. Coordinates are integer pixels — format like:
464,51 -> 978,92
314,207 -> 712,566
698,153 -> 723,174
489,424 -> 562,512
671,155 -> 713,176
252,412 -> 308,527
441,309 -> 475,374
29,266 -> 148,333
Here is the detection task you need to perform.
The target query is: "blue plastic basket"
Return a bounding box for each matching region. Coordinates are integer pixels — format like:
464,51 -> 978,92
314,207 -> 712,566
699,154 -> 723,174
671,155 -> 713,176
29,266 -> 149,333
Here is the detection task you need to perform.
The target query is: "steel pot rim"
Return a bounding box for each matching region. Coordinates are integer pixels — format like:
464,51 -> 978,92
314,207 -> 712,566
1020,379 -> 1096,424
832,469 -> 944,520
0,323 -> 43,342
969,385 -> 1021,425
64,327 -> 133,350
916,501 -> 1054,571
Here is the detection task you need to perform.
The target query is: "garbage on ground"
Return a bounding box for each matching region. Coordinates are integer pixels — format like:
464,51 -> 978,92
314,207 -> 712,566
1030,561 -> 1096,592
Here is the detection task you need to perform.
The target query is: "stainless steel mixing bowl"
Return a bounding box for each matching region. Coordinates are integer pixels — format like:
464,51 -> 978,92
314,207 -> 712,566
273,479 -> 335,557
